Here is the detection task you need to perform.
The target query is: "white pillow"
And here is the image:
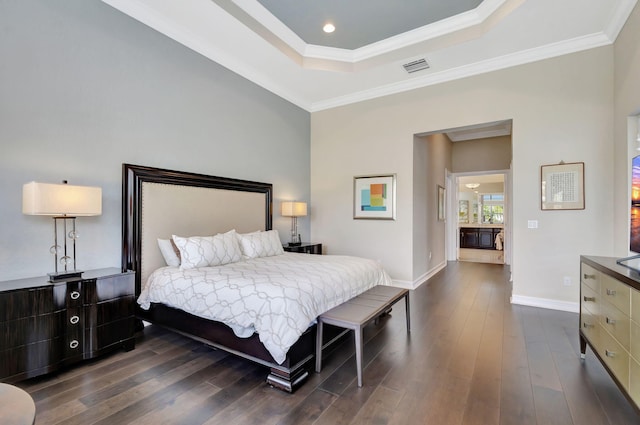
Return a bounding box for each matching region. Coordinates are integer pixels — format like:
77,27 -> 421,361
157,238 -> 181,267
172,230 -> 243,269
238,229 -> 284,259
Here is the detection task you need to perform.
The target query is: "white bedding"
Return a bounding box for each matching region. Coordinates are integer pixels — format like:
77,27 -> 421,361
138,252 -> 392,364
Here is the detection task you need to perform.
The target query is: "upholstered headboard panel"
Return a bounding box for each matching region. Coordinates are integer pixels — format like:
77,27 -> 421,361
122,164 -> 273,295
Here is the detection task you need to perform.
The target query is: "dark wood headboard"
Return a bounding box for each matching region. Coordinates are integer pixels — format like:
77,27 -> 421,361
121,164 -> 273,295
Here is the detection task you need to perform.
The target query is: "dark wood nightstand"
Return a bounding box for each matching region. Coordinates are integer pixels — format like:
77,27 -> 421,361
283,243 -> 322,255
0,268 -> 135,383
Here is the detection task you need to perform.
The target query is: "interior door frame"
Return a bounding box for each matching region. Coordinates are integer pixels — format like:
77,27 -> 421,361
446,169 -> 511,266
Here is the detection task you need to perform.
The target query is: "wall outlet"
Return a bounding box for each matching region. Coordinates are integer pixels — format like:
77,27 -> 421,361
429,251 -> 432,261
563,276 -> 572,286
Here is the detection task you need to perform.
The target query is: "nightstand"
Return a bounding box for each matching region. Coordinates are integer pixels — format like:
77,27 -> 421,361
0,268 -> 135,383
283,243 -> 322,255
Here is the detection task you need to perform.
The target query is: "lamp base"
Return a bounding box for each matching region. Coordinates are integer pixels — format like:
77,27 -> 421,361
48,270 -> 83,282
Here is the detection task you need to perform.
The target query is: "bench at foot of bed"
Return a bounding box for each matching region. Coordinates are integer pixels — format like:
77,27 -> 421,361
315,286 -> 410,387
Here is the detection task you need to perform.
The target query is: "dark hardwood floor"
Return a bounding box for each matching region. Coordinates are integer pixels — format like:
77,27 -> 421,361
16,261 -> 640,424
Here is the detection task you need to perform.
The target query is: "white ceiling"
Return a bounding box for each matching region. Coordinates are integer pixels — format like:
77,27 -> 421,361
459,174 -> 505,191
101,0 -> 637,112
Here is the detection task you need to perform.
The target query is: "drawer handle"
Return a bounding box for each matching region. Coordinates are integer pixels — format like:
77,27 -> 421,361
583,273 -> 596,280
582,322 -> 594,329
606,289 -> 616,296
605,317 -> 616,325
69,340 -> 79,349
70,291 -> 81,300
583,296 -> 595,302
605,349 -> 616,358
70,315 -> 79,325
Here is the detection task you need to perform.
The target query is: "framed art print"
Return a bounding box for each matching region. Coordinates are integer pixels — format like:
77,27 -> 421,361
354,174 -> 396,220
438,185 -> 446,221
541,161 -> 584,210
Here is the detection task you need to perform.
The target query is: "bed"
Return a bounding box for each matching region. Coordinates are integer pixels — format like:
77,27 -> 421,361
121,164 -> 391,391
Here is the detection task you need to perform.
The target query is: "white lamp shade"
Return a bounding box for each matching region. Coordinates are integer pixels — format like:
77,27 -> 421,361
281,201 -> 307,217
23,182 -> 102,216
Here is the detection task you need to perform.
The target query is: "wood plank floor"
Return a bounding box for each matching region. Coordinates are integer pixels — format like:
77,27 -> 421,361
16,261 -> 640,424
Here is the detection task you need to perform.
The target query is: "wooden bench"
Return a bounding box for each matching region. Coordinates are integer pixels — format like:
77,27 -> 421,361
315,285 -> 410,387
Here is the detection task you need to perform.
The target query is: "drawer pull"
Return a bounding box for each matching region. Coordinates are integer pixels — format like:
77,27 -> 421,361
605,349 -> 616,358
583,322 -> 594,329
583,273 -> 596,280
70,315 -> 79,325
583,296 -> 595,302
605,317 -> 616,325
70,291 -> 81,300
69,340 -> 79,349
606,289 -> 616,296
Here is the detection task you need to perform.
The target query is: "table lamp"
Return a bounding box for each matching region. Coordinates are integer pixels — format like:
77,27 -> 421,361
23,180 -> 102,281
281,201 -> 307,246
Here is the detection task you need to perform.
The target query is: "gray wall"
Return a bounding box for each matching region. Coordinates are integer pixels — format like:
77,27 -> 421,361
412,133 -> 452,281
0,0 -> 311,280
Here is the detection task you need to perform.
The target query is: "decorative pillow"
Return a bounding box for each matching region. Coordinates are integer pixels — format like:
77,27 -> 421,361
157,238 -> 181,267
238,229 -> 284,259
172,230 -> 242,269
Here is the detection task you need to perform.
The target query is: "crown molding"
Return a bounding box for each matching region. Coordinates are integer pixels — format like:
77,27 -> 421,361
230,0 -> 518,64
101,0 -> 313,110
603,0 -> 638,41
308,32 -> 613,112
102,0 -> 636,113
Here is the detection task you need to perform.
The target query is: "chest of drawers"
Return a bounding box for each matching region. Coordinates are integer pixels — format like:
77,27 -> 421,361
580,256 -> 640,412
0,268 -> 135,383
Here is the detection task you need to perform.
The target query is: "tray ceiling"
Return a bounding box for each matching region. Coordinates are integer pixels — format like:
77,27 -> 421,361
101,0 -> 637,112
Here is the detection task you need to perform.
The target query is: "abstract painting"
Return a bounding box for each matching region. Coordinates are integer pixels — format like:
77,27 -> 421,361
354,174 -> 396,220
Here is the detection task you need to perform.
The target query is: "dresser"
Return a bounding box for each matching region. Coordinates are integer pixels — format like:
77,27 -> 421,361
0,268 -> 135,383
580,256 -> 640,412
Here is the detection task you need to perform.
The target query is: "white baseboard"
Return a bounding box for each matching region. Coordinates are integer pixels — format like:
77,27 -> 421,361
392,261 -> 447,290
510,294 -> 579,313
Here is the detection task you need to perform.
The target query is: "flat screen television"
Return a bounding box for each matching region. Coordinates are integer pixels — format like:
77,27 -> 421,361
617,155 -> 640,271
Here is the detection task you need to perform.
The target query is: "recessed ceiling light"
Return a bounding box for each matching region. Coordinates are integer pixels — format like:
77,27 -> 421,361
323,23 -> 335,33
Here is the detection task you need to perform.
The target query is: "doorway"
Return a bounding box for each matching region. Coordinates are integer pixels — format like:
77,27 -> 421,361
454,172 -> 508,264
413,119 -> 512,284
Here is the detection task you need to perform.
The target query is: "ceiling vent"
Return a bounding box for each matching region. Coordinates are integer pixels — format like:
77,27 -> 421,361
402,58 -> 430,74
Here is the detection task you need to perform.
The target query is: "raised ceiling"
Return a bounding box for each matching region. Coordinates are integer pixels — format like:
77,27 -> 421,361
255,0 -> 483,49
101,0 -> 637,112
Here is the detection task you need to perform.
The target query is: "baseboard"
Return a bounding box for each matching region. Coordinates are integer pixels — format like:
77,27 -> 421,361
391,261 -> 447,290
510,294 -> 579,313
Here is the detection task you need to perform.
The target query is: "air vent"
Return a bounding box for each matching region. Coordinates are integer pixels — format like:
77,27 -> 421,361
402,58 -> 430,74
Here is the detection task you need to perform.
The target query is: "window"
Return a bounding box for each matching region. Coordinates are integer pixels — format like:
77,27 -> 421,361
480,193 -> 504,224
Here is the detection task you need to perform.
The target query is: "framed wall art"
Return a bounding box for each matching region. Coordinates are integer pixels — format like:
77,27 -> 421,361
353,174 -> 396,220
438,185 -> 446,221
541,161 -> 585,210
458,200 -> 469,223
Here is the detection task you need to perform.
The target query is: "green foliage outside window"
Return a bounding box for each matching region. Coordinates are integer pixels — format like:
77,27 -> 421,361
481,194 -> 504,224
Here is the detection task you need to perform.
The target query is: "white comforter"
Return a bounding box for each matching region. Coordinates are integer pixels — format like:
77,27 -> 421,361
138,252 -> 392,364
